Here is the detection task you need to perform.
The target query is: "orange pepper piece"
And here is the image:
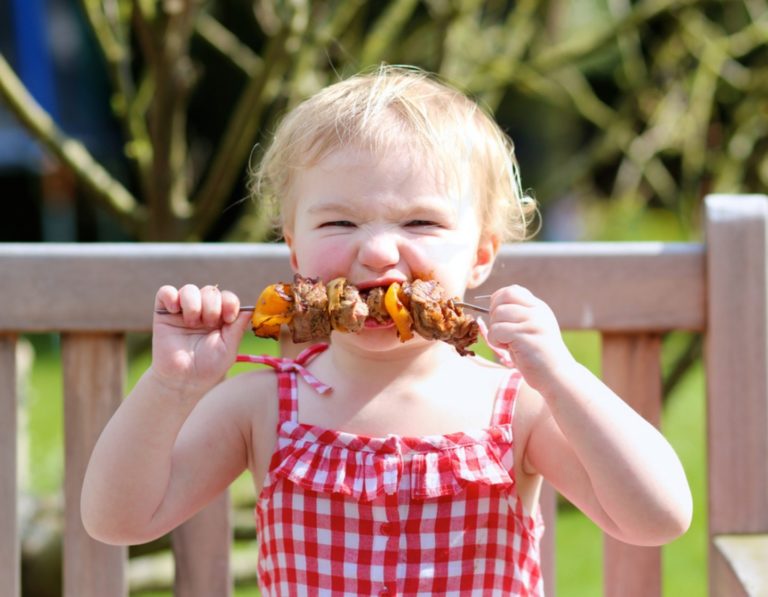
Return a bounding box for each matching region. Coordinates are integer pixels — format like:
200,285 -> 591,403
384,282 -> 413,342
251,283 -> 294,339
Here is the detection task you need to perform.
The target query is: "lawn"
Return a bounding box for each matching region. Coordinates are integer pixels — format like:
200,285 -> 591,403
21,330 -> 707,596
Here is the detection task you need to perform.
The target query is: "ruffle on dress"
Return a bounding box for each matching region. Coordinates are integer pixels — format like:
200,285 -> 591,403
270,420 -> 516,501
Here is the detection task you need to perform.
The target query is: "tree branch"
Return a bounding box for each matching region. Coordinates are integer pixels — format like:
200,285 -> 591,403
531,0 -> 697,73
360,0 -> 420,67
195,12 -> 262,76
188,25 -> 290,240
0,53 -> 144,235
78,0 -> 153,201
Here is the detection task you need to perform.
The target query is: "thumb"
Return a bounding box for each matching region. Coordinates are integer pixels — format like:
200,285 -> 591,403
222,310 -> 252,349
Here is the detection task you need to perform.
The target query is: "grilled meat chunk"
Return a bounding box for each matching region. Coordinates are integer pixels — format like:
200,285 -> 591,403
407,279 -> 479,355
365,287 -> 389,323
328,278 -> 369,333
290,275 -> 331,343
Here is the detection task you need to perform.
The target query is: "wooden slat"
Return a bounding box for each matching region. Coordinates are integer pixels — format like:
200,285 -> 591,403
0,244 -> 293,333
0,242 -> 705,332
171,491 -> 232,597
0,334 -> 19,597
601,333 -> 663,597
539,482 -> 557,596
705,195 -> 768,596
62,333 -> 128,597
485,243 -> 705,332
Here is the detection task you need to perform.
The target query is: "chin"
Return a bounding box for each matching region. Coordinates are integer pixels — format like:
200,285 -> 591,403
332,326 -> 433,355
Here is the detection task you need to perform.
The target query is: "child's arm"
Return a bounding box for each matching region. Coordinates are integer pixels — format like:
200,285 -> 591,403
486,285 -> 693,546
81,284 -> 256,545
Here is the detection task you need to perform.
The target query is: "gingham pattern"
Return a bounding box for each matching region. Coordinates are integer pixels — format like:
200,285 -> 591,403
245,344 -> 544,596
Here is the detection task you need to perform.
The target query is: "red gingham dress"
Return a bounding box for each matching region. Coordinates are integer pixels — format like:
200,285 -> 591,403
237,344 -> 544,596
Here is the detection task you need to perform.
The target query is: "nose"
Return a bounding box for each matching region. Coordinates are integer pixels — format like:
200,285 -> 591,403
358,228 -> 401,272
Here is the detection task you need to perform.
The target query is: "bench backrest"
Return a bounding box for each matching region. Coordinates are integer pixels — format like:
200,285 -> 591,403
0,194 -> 765,596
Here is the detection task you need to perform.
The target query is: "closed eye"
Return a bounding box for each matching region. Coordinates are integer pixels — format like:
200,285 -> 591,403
319,220 -> 356,228
405,220 -> 441,228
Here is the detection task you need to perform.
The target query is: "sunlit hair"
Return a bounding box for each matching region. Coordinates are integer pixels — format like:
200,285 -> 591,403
251,65 -> 537,242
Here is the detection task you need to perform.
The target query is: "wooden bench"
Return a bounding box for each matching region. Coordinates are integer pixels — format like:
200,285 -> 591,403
1,194 -> 765,596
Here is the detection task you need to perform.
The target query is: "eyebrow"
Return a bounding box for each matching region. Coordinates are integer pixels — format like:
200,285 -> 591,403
306,196 -> 456,218
305,201 -> 358,215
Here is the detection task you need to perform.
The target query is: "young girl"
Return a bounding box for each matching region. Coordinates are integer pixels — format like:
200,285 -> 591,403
82,67 -> 692,596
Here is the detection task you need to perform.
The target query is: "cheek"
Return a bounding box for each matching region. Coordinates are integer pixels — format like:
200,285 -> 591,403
293,236 -> 355,279
405,240 -> 477,293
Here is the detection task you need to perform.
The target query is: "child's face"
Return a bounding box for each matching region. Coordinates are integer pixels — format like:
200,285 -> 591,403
284,145 -> 496,302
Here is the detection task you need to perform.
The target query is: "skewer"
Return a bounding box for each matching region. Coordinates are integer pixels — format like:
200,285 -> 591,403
155,306 -> 256,315
454,302 -> 489,314
155,302 -> 490,315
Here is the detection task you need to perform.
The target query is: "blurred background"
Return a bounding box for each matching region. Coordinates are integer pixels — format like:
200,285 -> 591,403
2,0 -> 766,595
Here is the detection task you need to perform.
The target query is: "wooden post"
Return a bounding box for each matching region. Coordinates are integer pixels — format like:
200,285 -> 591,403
539,482 -> 557,596
171,491 -> 233,596
705,195 -> 768,596
62,333 -> 128,597
601,333 -> 663,597
0,334 -> 19,597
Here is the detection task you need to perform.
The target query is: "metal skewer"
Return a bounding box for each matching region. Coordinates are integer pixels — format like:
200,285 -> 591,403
455,302 -> 490,314
156,302 -> 489,315
155,306 -> 256,315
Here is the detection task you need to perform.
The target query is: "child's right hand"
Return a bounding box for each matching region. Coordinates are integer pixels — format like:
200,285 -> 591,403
150,284 -> 252,395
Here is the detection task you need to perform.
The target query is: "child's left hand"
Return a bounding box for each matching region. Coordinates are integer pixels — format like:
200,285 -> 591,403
485,285 -> 577,394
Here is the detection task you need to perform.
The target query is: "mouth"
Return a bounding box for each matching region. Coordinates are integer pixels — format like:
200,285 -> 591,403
353,278 -> 407,293
362,318 -> 394,329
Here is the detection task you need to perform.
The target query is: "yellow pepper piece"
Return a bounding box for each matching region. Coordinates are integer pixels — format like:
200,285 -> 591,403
384,282 -> 413,342
251,284 -> 294,339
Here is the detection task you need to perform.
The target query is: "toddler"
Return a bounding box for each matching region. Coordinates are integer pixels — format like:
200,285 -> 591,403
82,66 -> 692,596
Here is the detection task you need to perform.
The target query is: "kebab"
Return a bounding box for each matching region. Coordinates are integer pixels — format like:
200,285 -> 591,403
251,274 -> 480,355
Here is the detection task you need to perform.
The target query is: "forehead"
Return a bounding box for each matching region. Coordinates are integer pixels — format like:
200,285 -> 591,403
284,145 -> 476,221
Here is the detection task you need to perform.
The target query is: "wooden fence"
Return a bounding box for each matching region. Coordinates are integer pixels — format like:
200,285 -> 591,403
1,194 -> 766,596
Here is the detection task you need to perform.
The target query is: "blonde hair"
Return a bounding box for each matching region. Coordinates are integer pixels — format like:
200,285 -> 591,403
252,66 -> 537,242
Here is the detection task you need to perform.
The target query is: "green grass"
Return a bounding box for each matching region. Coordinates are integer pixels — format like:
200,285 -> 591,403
21,331 -> 707,595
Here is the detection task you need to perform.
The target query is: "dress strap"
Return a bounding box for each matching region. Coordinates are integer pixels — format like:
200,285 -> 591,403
235,343 -> 332,422
490,368 -> 523,426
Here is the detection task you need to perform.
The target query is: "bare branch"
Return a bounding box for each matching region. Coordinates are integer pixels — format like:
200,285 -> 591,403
0,53 -> 143,235
188,26 -> 291,240
78,0 -> 154,200
531,0 -> 696,72
195,12 -> 262,76
360,0 -> 420,67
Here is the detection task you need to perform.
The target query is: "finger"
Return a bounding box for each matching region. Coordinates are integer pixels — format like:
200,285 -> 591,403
490,284 -> 537,310
200,285 -> 223,328
220,290 -> 241,324
155,285 -> 181,313
490,303 -> 532,325
486,321 -> 528,347
178,284 -> 203,327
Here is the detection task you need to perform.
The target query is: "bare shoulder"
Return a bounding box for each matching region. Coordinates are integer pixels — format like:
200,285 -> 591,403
194,367 -> 279,419
508,379 -> 549,510
513,380 -> 548,440
190,368 -> 281,481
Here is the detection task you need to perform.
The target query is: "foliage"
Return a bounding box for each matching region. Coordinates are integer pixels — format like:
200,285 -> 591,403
1,0 -> 766,241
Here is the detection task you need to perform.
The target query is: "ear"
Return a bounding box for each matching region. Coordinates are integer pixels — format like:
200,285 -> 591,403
283,230 -> 300,273
467,234 -> 499,289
